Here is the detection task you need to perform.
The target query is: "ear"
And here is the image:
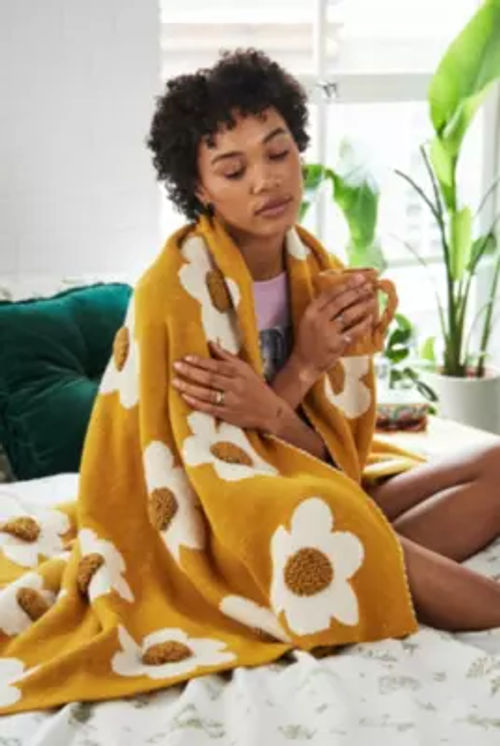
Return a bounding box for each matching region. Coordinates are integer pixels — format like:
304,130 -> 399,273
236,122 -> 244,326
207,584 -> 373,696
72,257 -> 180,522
195,182 -> 209,207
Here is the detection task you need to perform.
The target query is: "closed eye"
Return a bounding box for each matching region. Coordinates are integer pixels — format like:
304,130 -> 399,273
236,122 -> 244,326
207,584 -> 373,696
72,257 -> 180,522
225,170 -> 244,180
269,150 -> 289,160
224,150 -> 289,180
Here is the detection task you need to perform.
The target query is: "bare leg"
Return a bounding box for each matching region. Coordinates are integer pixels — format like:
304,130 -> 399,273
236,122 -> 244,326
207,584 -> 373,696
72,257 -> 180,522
368,443 -> 500,562
398,534 -> 500,631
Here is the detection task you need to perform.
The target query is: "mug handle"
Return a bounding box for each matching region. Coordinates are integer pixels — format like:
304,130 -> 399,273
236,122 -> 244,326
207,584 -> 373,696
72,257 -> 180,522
373,278 -> 398,346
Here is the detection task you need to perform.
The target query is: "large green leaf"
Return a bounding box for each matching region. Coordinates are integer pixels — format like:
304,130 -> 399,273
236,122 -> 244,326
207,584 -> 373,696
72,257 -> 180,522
300,142 -> 385,270
429,137 -> 456,209
428,0 -> 500,208
346,237 -> 387,273
420,336 -> 437,364
467,232 -> 497,272
299,163 -> 329,221
327,140 -> 379,249
429,0 -> 500,152
450,206 -> 473,280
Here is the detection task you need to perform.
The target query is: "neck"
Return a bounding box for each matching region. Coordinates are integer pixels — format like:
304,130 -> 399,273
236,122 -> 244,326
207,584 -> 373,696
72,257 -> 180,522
222,221 -> 287,281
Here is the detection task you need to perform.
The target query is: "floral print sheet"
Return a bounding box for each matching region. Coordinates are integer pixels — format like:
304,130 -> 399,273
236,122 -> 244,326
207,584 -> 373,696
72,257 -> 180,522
1,472 -> 499,745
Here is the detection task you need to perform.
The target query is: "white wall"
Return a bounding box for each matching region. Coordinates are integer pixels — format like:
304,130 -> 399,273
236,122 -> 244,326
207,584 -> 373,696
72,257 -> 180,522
0,0 -> 161,281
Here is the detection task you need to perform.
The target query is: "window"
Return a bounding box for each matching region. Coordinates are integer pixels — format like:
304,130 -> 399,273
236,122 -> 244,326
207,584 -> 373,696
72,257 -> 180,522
159,0 -> 489,340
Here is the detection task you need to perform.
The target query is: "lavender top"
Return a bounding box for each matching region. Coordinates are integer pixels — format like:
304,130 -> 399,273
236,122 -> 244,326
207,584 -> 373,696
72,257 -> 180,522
252,270 -> 336,467
252,271 -> 293,384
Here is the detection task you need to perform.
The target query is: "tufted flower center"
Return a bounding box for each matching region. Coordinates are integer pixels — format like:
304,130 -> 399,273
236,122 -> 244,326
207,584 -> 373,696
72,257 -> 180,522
16,587 -> 50,621
148,488 -> 178,531
284,547 -> 334,596
141,640 -> 193,665
113,326 -> 130,372
0,516 -> 40,542
77,552 -> 105,595
205,269 -> 232,312
210,441 -> 253,466
329,363 -> 346,395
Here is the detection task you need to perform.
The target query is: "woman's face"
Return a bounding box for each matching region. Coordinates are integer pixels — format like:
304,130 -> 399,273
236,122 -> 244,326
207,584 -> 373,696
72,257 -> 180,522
196,107 -> 303,238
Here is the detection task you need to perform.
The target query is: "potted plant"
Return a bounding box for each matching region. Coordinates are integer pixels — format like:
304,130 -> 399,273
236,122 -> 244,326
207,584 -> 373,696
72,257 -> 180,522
300,146 -> 434,414
393,0 -> 500,433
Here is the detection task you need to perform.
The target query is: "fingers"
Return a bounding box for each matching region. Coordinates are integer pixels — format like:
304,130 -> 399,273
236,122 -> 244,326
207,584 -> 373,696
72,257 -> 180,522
335,296 -> 378,332
321,282 -> 375,321
171,359 -> 233,390
341,313 -> 373,342
173,355 -> 235,379
172,375 -> 230,406
316,274 -> 366,311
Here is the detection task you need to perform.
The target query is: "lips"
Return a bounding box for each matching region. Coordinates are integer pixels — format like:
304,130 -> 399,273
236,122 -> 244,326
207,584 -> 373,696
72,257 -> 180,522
256,196 -> 293,215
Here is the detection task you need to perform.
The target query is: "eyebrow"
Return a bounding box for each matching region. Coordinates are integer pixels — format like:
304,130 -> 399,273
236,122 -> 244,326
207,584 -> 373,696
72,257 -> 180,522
209,127 -> 288,166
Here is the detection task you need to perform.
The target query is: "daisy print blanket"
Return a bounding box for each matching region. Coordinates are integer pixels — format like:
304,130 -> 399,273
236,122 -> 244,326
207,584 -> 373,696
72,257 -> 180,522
0,215 -> 423,714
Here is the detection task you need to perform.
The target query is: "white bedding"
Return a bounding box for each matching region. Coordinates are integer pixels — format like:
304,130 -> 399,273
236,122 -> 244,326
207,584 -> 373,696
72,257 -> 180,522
1,472 -> 500,745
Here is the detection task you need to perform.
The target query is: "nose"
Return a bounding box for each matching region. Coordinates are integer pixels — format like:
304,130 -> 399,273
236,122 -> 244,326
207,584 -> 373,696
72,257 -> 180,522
250,163 -> 282,194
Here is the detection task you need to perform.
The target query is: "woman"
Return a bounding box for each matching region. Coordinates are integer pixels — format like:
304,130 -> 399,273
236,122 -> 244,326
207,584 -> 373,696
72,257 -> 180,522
2,48 -> 500,718
148,48 -> 500,632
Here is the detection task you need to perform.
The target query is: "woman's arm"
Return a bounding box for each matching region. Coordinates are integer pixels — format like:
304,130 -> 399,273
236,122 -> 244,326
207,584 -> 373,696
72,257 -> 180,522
269,351 -> 318,411
263,397 -> 329,462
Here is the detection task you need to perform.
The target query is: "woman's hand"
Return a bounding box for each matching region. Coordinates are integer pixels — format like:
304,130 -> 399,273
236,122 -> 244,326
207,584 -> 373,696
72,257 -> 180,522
171,340 -> 285,431
290,273 -> 377,380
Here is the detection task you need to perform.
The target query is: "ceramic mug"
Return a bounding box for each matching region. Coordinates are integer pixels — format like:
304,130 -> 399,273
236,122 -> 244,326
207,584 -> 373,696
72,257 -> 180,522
312,267 -> 398,355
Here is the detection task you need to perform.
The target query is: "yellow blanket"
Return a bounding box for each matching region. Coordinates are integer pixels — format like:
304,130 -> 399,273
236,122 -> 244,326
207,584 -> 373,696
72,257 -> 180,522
0,215 -> 422,714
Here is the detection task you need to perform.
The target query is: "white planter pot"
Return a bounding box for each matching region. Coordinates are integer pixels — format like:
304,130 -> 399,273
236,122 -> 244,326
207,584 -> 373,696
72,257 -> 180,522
421,368 -> 500,435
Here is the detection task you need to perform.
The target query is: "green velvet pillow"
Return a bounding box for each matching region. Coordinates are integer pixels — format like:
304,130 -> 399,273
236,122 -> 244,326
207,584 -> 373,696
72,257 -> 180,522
0,283 -> 132,480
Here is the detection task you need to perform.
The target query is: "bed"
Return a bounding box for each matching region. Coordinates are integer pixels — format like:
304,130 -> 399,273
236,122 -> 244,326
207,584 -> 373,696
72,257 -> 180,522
2,418 -> 500,746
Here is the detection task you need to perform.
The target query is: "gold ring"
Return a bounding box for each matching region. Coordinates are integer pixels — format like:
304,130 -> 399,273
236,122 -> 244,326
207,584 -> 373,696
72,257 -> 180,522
214,389 -> 224,406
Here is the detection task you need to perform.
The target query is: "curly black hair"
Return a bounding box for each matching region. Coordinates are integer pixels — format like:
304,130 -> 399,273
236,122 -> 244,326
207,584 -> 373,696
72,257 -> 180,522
146,48 -> 310,220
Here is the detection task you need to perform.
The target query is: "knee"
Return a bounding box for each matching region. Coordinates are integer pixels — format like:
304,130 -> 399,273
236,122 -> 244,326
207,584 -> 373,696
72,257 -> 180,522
476,442 -> 500,481
475,442 -> 500,525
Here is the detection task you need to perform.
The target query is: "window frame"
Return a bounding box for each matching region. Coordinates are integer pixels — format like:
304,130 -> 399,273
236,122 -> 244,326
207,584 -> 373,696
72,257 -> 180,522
160,0 -> 495,271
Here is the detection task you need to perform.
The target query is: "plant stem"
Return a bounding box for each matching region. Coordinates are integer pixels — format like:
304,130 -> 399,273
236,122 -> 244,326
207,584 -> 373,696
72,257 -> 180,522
394,169 -> 442,224
420,144 -> 444,223
443,158 -> 464,375
464,291 -> 500,364
475,174 -> 500,218
388,232 -> 447,341
476,251 -> 500,377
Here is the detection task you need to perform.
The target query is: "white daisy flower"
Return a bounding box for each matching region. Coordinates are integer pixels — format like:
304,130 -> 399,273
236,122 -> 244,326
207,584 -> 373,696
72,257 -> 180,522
53,550 -> 71,601
182,411 -> 278,481
0,495 -> 70,568
178,235 -> 242,353
0,658 -> 39,707
55,549 -> 72,563
78,528 -> 134,603
111,625 -> 235,680
270,498 -> 364,635
220,595 -> 291,643
286,227 -> 311,260
0,572 -> 56,636
143,440 -> 205,562
100,296 -> 140,409
324,356 -> 372,419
